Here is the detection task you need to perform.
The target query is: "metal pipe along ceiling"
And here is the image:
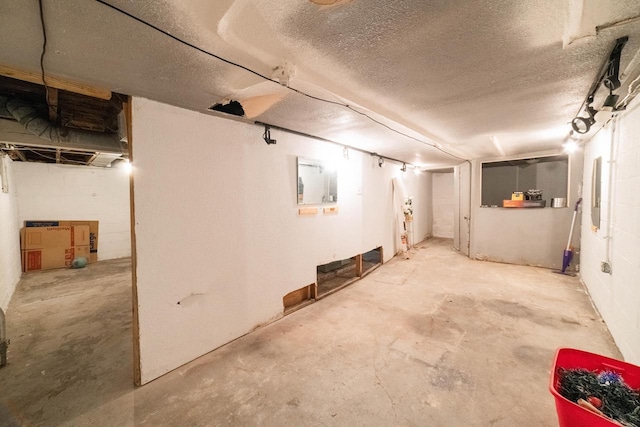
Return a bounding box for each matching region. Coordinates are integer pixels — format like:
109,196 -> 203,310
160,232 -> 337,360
0,97 -> 124,154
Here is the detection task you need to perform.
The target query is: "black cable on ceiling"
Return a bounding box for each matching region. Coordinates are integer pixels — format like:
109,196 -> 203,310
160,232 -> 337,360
93,0 -> 466,162
38,0 -> 53,111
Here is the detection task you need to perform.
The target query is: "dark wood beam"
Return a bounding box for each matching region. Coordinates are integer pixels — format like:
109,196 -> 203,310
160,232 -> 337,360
0,64 -> 112,100
47,87 -> 58,122
12,149 -> 26,162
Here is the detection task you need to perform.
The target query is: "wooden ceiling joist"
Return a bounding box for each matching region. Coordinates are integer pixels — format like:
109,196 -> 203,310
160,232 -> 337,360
47,87 -> 58,122
0,64 -> 112,100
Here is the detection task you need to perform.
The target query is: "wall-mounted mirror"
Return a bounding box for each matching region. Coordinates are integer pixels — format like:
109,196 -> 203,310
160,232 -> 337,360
297,157 -> 337,205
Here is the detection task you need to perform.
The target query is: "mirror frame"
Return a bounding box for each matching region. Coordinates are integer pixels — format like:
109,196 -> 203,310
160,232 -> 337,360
296,156 -> 338,205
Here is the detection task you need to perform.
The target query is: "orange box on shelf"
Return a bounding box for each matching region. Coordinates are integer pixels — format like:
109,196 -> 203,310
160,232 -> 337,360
503,200 -> 524,208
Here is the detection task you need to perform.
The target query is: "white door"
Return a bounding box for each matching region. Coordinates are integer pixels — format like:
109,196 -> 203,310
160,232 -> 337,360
454,162 -> 471,256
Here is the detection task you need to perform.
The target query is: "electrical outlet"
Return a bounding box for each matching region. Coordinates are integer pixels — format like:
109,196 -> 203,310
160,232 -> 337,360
600,261 -> 612,274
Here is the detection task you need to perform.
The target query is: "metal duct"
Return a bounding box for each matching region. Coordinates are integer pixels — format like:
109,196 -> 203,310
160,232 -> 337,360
1,97 -> 124,154
0,96 -> 10,119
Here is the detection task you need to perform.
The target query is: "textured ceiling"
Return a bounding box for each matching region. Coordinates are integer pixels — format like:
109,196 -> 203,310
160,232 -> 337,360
1,0 -> 640,167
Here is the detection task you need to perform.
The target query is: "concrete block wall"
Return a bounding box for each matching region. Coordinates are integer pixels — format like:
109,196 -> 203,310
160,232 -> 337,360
0,155 -> 22,311
581,102 -> 640,364
13,162 -> 131,261
432,172 -> 454,238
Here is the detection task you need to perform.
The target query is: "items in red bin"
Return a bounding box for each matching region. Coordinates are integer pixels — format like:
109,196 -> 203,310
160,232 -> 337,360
557,368 -> 640,426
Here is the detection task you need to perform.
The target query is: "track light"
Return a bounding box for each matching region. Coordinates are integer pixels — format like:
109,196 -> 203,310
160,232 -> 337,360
343,146 -> 349,160
571,105 -> 596,134
401,163 -> 407,172
595,92 -> 620,123
571,117 -> 593,134
262,125 -> 276,145
378,157 -> 385,168
570,37 -> 628,135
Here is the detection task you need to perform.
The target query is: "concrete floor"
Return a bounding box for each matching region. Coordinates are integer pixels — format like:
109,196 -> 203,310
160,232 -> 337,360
0,238 -> 621,426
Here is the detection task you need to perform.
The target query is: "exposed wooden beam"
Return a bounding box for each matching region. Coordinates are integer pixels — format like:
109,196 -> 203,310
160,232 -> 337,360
126,99 -> 142,387
47,87 -> 58,122
12,149 -> 26,162
86,153 -> 98,166
0,64 -> 112,100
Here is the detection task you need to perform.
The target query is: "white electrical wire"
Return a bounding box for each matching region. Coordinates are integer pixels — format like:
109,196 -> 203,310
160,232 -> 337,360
617,74 -> 640,109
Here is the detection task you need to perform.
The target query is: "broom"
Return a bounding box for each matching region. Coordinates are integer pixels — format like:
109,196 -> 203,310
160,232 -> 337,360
557,198 -> 582,274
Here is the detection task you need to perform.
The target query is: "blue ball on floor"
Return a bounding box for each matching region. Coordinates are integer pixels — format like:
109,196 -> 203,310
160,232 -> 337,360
71,257 -> 88,269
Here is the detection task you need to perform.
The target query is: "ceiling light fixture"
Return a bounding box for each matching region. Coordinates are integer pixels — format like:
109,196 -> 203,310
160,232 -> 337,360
562,140 -> 579,154
262,125 -> 276,145
343,146 -> 349,160
378,157 -> 385,168
570,36 -> 628,135
595,91 -> 620,123
570,112 -> 595,134
120,159 -> 132,174
401,163 -> 407,172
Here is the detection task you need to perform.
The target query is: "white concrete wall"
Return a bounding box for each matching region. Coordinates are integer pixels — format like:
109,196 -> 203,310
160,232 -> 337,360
0,155 -> 22,311
432,172 -> 454,238
131,97 -> 432,384
13,162 -> 131,261
470,150 -> 583,269
580,102 -> 640,365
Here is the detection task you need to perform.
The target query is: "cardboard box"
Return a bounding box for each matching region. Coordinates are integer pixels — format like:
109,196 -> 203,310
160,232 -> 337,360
21,225 -> 90,249
503,200 -> 524,208
24,220 -> 99,263
20,225 -> 91,272
22,246 -> 90,272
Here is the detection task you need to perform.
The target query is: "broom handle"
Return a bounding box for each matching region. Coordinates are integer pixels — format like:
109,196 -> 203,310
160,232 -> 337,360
566,198 -> 583,251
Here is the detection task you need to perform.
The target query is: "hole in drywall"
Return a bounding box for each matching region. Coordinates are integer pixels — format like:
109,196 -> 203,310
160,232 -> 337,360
209,100 -> 245,117
283,284 -> 316,315
316,256 -> 359,298
362,246 -> 383,276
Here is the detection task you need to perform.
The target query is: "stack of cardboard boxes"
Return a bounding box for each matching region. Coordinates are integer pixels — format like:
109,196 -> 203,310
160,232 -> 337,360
20,221 -> 99,272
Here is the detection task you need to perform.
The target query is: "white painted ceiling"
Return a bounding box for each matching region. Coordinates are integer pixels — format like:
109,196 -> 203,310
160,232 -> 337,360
1,0 -> 640,167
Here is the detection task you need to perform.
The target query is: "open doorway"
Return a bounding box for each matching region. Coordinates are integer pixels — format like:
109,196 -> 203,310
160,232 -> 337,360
0,74 -> 135,424
432,170 -> 455,240
453,163 -> 471,256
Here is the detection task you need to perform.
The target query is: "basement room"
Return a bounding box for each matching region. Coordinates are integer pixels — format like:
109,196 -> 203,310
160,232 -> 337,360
1,1 -> 640,426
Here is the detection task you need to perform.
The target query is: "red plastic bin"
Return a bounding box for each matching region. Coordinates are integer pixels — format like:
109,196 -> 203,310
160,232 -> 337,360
550,348 -> 640,427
